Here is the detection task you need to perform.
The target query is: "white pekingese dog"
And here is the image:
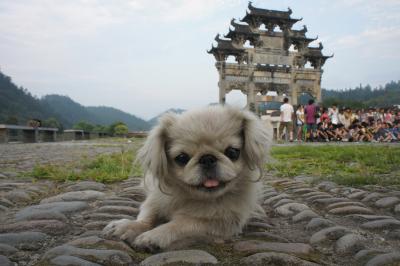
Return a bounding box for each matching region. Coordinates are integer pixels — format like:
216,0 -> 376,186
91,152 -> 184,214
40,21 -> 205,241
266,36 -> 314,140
103,105 -> 271,250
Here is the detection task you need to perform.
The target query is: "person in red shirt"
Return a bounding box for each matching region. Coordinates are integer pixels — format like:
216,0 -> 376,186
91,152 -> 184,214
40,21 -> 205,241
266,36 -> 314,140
304,99 -> 317,141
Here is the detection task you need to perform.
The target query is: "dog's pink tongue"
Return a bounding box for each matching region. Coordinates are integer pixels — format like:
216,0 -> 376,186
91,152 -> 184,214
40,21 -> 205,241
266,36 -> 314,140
203,179 -> 219,188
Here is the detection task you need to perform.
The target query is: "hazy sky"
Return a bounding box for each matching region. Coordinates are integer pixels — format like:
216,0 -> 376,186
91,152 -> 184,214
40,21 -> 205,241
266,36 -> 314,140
1,0 -> 399,119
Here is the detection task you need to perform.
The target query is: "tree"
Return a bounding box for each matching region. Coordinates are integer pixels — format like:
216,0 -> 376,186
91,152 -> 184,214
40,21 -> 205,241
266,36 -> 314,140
42,117 -> 63,131
73,121 -> 94,132
114,124 -> 129,136
93,124 -> 109,133
109,121 -> 126,135
5,116 -> 18,125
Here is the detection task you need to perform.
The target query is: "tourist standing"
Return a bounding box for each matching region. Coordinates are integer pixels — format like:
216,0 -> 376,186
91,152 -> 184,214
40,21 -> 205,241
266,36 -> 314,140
279,97 -> 294,142
304,99 -> 317,141
296,105 -> 305,142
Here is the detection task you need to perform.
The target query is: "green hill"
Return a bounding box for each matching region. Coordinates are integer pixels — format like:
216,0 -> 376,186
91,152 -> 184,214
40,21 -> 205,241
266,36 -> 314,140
41,95 -> 151,131
86,106 -> 149,131
0,71 -> 64,125
0,71 -> 150,130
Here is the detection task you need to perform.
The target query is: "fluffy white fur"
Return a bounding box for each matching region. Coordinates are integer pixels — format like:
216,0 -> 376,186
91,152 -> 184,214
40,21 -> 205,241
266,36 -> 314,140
102,105 -> 271,250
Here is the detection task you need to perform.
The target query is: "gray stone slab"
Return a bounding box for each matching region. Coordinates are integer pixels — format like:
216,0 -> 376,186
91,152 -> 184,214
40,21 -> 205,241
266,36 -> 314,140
347,191 -> 368,199
43,244 -> 132,265
290,188 -> 316,195
365,252 -> 400,266
67,236 -> 134,254
345,214 -> 394,222
5,190 -> 31,203
0,255 -> 13,266
292,210 -> 319,223
0,232 -> 48,250
395,204 -> 400,214
244,232 -> 289,242
264,194 -> 290,205
0,205 -> 8,213
312,197 -> 348,205
0,243 -> 18,256
234,240 -> 314,256
326,201 -> 366,210
361,219 -> 400,230
272,198 -> 294,208
15,210 -> 68,222
275,203 -> 309,216
16,201 -> 88,220
95,206 -> 139,215
334,234 -> 365,255
328,206 -> 373,215
50,255 -> 101,266
97,200 -> 141,208
362,193 -> 384,202
65,181 -> 106,192
240,252 -> 320,266
245,222 -> 274,231
140,250 -> 218,266
306,218 -> 335,231
309,226 -> 349,245
0,220 -> 68,235
375,197 -> 400,208
316,181 -> 337,191
41,190 -> 105,203
0,198 -> 14,208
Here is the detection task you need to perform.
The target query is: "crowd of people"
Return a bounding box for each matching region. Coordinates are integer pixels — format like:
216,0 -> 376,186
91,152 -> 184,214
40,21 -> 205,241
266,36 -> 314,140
279,98 -> 400,142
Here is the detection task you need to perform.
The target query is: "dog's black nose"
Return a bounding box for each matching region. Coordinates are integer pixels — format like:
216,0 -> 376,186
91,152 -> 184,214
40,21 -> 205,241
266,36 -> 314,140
199,154 -> 217,168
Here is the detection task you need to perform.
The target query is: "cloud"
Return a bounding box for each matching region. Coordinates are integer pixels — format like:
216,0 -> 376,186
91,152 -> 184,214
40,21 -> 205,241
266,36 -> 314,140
333,0 -> 400,25
0,1 -> 120,44
332,26 -> 400,59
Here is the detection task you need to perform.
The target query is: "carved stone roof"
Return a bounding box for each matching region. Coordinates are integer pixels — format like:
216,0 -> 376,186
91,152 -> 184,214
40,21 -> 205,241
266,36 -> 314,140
306,43 -> 332,58
224,19 -> 260,41
207,34 -> 245,61
247,2 -> 292,19
207,34 -> 243,52
241,2 -> 301,27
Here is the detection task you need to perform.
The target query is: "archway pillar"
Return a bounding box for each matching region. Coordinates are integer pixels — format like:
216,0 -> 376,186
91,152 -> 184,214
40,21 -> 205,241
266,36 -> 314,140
218,80 -> 227,104
246,82 -> 256,112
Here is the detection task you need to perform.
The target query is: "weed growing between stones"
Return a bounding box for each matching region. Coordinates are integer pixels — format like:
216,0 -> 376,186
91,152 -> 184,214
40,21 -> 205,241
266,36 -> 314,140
266,144 -> 400,187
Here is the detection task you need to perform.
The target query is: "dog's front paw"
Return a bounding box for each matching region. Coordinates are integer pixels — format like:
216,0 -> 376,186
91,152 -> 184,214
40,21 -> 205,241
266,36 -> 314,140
102,219 -> 149,244
134,230 -> 170,252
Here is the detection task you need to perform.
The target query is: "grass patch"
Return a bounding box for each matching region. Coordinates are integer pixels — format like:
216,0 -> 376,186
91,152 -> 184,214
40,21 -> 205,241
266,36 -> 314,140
266,144 -> 400,186
32,138 -> 144,183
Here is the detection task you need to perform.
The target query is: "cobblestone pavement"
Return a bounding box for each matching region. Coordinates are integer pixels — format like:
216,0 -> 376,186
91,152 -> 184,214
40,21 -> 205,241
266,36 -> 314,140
0,141 -> 126,175
0,142 -> 400,265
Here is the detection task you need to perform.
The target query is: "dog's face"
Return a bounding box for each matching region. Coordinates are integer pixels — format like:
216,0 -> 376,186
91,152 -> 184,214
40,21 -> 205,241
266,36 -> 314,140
138,106 -> 270,199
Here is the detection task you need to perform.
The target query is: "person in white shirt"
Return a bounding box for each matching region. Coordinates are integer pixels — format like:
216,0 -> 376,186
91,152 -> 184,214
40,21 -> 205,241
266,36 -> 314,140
279,97 -> 294,141
296,105 -> 305,141
328,104 -> 339,126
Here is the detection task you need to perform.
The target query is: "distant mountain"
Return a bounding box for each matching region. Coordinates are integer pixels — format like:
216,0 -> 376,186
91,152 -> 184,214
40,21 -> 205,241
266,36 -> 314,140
41,95 -> 94,128
0,71 -> 64,125
87,106 -> 149,131
41,95 -> 150,131
0,70 -> 150,130
147,108 -> 186,127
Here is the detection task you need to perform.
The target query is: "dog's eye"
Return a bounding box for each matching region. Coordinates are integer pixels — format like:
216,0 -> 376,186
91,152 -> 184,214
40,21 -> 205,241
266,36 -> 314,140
175,153 -> 190,166
225,147 -> 240,161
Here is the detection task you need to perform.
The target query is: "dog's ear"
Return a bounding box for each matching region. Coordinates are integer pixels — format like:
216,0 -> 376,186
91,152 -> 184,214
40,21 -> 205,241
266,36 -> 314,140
137,113 -> 176,180
241,110 -> 272,171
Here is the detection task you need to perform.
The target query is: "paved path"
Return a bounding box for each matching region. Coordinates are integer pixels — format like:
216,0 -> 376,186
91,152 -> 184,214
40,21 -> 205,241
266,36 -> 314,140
0,141 -> 399,265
